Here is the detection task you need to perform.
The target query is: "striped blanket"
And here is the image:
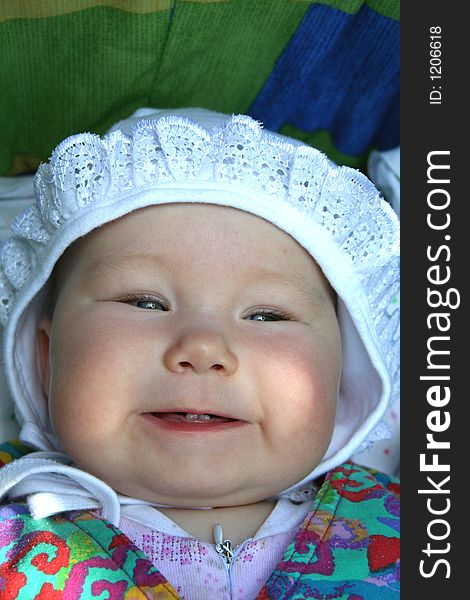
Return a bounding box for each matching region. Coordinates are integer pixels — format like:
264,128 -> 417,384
0,1 -> 399,176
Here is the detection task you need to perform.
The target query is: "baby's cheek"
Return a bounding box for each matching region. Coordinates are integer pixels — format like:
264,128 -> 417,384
255,333 -> 338,426
49,393 -> 120,480
259,329 -> 339,393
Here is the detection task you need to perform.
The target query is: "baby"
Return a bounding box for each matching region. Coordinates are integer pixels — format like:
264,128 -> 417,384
0,108 -> 400,599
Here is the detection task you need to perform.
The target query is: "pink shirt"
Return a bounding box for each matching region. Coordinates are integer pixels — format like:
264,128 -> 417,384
119,497 -> 312,599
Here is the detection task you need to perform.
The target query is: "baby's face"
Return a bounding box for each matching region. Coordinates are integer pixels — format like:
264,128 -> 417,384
39,204 -> 341,506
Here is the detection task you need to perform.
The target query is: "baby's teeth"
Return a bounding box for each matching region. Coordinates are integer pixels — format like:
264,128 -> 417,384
185,413 -> 211,422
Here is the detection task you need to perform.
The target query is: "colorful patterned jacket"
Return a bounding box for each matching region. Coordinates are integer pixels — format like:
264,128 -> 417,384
0,441 -> 399,599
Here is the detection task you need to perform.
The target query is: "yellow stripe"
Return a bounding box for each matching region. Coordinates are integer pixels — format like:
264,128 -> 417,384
0,450 -> 13,465
0,1 -> 173,22
0,0 -> 231,22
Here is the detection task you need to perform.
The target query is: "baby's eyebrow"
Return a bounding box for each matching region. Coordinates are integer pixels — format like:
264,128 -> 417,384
245,267 -> 333,306
84,252 -> 168,279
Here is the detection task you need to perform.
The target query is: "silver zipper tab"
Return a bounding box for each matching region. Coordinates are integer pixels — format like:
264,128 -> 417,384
213,523 -> 234,565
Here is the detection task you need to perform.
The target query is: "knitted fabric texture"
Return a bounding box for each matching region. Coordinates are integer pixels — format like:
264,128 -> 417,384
0,1 -> 399,176
0,111 -> 399,496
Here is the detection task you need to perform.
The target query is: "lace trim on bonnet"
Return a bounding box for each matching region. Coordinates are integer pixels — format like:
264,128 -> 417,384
0,113 -> 399,521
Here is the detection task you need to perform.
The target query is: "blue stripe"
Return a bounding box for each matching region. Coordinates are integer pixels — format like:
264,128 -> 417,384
249,3 -> 399,156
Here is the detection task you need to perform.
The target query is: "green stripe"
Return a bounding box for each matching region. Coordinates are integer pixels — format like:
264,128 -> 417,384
0,1 -> 310,175
148,0 -> 310,113
280,124 -> 369,171
0,7 -> 170,175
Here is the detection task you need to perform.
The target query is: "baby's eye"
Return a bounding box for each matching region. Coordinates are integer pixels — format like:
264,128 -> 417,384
120,295 -> 167,311
135,300 -> 165,310
246,310 -> 292,322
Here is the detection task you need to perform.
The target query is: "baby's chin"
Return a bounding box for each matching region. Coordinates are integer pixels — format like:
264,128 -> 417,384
112,481 -> 283,508
102,470 -> 303,508
66,441 -> 323,509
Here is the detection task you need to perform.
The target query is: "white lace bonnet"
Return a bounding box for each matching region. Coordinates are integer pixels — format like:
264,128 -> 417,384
0,108 -> 399,492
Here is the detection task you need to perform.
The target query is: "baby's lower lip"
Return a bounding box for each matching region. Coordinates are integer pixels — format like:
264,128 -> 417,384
142,412 -> 245,433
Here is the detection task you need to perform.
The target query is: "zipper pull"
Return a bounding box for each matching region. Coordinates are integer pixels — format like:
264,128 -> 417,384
213,523 -> 234,565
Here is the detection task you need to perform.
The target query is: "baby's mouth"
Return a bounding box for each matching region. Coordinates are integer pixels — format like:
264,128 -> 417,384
150,412 -> 237,424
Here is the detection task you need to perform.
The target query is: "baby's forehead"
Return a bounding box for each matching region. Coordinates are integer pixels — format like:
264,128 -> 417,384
60,203 -> 333,301
74,203 -> 306,262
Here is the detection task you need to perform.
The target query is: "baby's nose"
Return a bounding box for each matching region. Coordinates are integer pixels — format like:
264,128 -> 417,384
163,327 -> 238,375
